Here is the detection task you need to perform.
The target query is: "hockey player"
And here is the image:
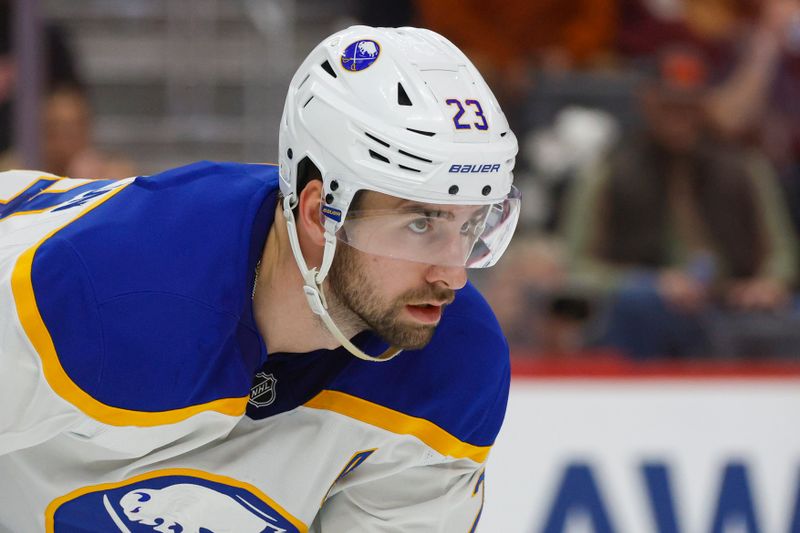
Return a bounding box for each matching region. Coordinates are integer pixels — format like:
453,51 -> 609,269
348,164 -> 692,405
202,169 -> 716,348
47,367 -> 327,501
0,26 -> 519,531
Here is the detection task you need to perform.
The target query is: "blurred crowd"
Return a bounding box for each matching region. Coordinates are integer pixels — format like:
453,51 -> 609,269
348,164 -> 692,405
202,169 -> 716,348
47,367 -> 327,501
419,0 -> 800,361
5,0 -> 800,360
0,1 -> 133,179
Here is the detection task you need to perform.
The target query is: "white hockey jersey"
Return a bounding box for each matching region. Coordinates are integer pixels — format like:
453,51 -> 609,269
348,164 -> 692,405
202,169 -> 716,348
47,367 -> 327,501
0,162 -> 510,532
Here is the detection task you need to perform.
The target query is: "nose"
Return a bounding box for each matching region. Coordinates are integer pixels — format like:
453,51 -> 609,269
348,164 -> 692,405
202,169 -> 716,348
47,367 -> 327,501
425,263 -> 468,290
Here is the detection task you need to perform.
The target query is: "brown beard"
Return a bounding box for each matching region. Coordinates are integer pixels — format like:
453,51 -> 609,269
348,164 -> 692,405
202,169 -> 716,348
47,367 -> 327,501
328,244 -> 455,350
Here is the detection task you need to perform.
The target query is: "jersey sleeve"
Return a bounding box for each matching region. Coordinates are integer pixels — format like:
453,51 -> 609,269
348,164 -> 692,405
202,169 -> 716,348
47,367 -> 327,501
307,282 -> 508,531
0,171 -> 91,454
312,460 -> 486,532
0,296 -> 84,456
1,163 -> 277,453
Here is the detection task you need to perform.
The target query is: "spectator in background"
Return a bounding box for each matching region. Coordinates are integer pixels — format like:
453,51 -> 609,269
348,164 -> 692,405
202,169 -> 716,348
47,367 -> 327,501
704,0 -> 800,235
0,84 -> 134,179
0,0 -> 82,153
477,236 -> 577,355
619,0 -> 800,235
418,0 -> 616,67
617,0 -> 749,60
416,0 -> 616,112
563,48 -> 799,359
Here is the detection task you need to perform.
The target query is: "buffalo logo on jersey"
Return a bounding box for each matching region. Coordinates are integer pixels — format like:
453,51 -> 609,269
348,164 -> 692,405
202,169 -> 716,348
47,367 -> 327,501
249,372 -> 278,408
341,39 -> 380,71
47,470 -> 302,533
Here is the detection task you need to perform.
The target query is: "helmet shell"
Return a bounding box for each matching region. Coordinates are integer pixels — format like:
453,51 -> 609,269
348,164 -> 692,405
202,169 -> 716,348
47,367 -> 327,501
279,26 -> 518,225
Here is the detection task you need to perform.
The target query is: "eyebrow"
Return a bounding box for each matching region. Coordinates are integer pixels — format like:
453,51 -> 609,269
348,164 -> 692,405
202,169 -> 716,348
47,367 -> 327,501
395,204 -> 456,220
355,196 -> 487,220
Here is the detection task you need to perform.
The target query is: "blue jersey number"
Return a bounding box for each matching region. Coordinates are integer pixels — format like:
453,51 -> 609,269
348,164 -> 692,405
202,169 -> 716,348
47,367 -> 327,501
465,100 -> 489,130
446,99 -> 470,130
446,99 -> 489,131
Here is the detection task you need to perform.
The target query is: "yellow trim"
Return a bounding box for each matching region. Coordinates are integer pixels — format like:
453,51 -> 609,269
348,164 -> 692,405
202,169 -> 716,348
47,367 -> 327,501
43,178 -> 95,193
3,178 -> 121,220
0,175 -> 58,204
0,177 -> 85,220
10,182 -> 248,426
2,206 -> 56,220
320,448 -> 377,508
468,468 -> 485,533
305,390 -> 490,462
45,468 -> 307,533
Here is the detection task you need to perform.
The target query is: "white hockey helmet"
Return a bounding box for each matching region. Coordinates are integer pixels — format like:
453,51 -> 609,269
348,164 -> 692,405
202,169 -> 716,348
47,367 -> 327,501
277,26 -> 520,361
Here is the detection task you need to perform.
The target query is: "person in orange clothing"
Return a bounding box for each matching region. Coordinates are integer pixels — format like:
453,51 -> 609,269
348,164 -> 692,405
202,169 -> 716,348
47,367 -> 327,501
417,0 -> 616,103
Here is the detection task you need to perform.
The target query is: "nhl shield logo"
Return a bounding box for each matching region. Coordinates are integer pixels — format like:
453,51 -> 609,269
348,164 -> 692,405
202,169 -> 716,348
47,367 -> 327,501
249,372 -> 277,408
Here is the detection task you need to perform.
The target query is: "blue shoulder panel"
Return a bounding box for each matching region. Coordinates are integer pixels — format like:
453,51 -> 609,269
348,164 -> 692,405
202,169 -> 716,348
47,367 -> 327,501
330,282 -> 511,448
31,162 -> 278,414
246,281 -> 510,449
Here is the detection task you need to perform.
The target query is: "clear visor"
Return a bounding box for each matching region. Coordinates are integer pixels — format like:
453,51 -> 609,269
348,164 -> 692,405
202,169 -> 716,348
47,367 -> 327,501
331,186 -> 520,268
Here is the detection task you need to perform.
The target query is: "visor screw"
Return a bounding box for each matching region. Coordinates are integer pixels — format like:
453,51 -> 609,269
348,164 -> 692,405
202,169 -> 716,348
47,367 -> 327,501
325,193 -> 334,204
448,185 -> 459,195
287,148 -> 293,160
482,185 -> 492,196
330,180 -> 339,191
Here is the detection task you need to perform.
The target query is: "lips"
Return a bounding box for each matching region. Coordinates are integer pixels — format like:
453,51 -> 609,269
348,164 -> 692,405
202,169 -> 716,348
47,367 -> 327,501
405,303 -> 443,324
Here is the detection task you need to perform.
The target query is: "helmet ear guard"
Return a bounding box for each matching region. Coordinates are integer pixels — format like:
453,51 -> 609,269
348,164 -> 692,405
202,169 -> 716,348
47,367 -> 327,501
281,191 -> 402,363
278,26 -> 520,361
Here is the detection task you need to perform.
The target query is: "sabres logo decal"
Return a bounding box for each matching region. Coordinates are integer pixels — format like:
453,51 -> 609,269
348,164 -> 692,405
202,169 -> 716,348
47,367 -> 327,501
341,39 -> 380,72
46,469 -> 305,532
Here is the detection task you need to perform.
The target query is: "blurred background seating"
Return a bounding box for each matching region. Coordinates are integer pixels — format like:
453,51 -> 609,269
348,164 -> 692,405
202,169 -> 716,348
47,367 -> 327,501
6,0 -> 800,361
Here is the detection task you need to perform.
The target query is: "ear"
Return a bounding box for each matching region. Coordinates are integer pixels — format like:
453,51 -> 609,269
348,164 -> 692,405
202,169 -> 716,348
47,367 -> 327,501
297,180 -> 326,247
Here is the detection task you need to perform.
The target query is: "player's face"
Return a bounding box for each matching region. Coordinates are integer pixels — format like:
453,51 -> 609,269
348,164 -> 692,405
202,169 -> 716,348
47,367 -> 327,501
328,194 -> 468,350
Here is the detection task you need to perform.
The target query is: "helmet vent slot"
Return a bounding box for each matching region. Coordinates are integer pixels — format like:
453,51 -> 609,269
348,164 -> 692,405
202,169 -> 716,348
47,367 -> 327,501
406,128 -> 436,137
365,132 -> 390,148
398,165 -> 421,173
500,131 -> 509,137
398,150 -> 432,164
297,74 -> 311,89
397,83 -> 412,106
303,96 -> 315,108
369,150 -> 390,164
320,60 -> 337,78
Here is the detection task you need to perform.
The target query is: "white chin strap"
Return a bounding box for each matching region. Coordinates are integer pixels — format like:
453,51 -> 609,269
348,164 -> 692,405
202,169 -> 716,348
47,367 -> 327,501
282,195 -> 402,362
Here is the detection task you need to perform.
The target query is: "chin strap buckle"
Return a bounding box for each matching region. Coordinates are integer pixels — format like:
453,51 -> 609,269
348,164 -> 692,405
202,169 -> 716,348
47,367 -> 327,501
282,192 -> 402,362
303,284 -> 326,316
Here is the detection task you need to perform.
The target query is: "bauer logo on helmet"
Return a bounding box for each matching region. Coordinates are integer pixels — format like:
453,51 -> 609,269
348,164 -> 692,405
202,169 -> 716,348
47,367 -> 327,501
449,164 -> 502,173
322,205 -> 343,222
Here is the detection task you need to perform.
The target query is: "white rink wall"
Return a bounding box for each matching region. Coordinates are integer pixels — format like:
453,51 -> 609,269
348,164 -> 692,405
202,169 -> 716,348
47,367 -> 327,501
480,371 -> 800,533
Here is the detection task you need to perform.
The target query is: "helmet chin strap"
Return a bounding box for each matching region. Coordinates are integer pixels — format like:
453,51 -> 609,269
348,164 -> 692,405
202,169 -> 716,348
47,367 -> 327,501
282,195 -> 402,362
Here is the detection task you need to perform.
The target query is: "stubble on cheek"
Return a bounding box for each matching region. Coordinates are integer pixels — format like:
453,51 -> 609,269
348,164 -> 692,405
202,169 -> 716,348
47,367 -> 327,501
328,246 -> 454,350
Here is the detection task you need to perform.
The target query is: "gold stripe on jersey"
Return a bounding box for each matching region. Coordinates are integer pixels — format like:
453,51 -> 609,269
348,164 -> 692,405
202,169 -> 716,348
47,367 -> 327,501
10,181 -> 249,426
44,468 -> 308,533
0,174 -> 58,203
3,178 -> 118,220
305,390 -> 491,463
43,178 -> 96,193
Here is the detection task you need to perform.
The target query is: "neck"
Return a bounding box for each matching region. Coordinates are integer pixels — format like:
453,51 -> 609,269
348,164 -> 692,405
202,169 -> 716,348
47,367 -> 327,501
252,205 -> 363,354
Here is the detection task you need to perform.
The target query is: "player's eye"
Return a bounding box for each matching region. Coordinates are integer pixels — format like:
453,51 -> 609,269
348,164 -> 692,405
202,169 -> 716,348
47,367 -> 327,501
408,217 -> 432,234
